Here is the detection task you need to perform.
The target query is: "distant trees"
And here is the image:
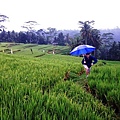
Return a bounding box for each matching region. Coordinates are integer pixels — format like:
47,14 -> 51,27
108,41 -> 120,60
0,14 -> 9,31
21,21 -> 39,32
46,27 -> 57,44
0,16 -> 120,60
54,32 -> 65,46
21,21 -> 48,44
0,27 -> 120,60
70,20 -> 120,60
100,32 -> 114,59
18,32 -> 28,43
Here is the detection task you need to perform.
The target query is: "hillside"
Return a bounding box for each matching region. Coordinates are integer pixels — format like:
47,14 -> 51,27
100,28 -> 120,42
1,43 -> 120,120
0,42 -> 71,56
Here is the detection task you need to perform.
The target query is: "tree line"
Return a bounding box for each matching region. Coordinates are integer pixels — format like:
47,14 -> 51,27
0,14 -> 120,61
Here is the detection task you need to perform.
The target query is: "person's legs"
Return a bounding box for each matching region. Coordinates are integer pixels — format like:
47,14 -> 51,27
87,68 -> 91,74
83,65 -> 91,78
85,68 -> 89,75
85,68 -> 91,78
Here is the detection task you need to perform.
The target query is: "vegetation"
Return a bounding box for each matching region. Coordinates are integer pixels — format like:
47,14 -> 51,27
0,43 -> 120,120
0,13 -> 120,60
77,21 -> 120,60
0,43 -> 70,56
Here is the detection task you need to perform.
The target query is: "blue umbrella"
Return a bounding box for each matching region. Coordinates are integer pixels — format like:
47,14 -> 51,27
70,45 -> 95,56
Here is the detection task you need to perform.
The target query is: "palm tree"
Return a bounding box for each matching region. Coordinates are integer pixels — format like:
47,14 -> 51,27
89,29 -> 102,47
88,29 -> 102,56
0,14 -> 9,31
46,27 -> 57,44
78,20 -> 103,57
108,41 -> 120,60
78,20 -> 95,45
100,32 -> 114,60
21,21 -> 39,32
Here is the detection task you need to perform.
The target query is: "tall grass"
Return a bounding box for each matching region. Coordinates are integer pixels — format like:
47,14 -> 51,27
88,63 -> 120,116
0,49 -> 119,119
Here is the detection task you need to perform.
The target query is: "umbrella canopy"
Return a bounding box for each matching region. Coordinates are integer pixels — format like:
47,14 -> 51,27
70,45 -> 95,56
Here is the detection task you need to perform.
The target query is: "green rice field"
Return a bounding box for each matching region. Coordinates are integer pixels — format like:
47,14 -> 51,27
0,43 -> 120,120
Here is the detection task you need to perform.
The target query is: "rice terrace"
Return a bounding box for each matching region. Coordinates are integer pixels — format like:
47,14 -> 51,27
0,42 -> 120,120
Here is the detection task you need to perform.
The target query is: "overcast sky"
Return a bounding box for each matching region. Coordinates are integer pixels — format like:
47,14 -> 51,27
1,0 -> 120,31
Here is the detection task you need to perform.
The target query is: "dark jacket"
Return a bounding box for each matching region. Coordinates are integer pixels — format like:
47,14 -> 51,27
82,55 -> 97,68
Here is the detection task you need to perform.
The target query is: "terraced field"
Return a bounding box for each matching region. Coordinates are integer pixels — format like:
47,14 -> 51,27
0,43 -> 120,120
0,42 -> 70,56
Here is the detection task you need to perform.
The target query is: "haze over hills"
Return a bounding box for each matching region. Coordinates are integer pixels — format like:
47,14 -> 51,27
58,28 -> 120,42
99,28 -> 120,42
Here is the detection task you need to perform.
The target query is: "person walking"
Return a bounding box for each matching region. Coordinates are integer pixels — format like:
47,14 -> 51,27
30,48 -> 33,54
81,53 -> 98,78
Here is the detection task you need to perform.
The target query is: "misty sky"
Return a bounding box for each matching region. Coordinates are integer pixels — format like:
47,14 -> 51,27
1,0 -> 120,31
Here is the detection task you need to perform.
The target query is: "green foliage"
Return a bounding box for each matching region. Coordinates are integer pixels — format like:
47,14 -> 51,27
1,50 -> 120,119
88,62 -> 120,116
0,43 -> 70,56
